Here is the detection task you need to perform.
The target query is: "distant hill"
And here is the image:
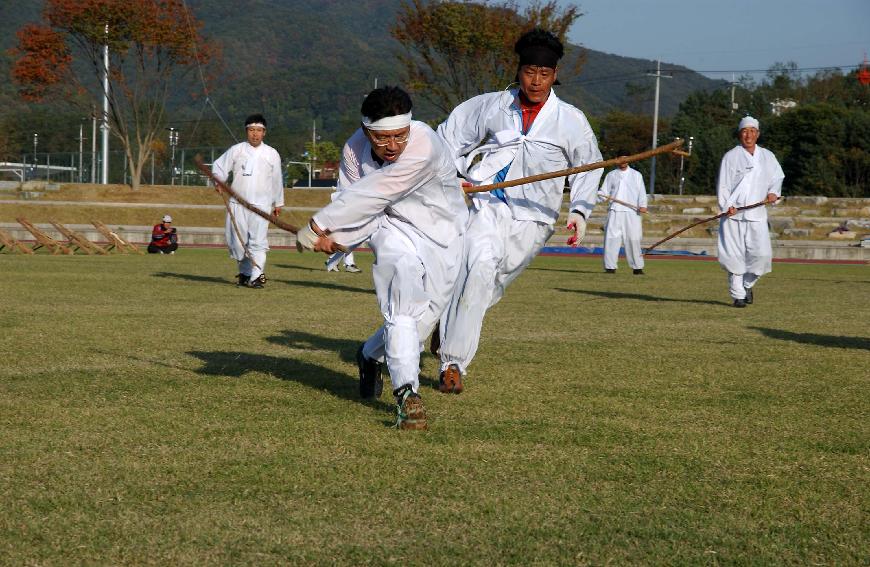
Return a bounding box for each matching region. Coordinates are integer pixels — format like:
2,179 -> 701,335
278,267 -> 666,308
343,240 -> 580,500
1,0 -> 725,158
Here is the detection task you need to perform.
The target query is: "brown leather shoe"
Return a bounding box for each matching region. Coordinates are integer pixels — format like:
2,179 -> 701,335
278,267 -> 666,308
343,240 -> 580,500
439,364 -> 463,394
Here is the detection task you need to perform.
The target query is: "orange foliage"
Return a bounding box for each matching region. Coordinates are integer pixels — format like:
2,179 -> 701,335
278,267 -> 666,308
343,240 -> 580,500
11,24 -> 72,102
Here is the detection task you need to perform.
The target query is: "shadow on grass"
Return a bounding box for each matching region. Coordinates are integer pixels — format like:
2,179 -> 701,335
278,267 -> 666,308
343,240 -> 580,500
187,349 -> 393,411
273,278 -> 374,295
265,329 -> 440,390
555,287 -> 724,306
272,263 -> 321,272
526,267 -> 602,275
266,329 -> 359,363
153,271 -> 230,285
750,327 -> 870,350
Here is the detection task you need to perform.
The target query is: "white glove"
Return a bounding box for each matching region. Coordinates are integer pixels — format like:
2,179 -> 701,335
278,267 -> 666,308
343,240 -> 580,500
295,223 -> 319,252
566,211 -> 586,246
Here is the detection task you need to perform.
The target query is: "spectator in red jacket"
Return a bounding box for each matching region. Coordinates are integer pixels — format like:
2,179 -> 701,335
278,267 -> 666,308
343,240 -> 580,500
148,214 -> 178,254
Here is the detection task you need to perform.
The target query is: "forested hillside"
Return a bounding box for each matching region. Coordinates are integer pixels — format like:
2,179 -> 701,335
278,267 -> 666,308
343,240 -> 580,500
0,0 -> 723,159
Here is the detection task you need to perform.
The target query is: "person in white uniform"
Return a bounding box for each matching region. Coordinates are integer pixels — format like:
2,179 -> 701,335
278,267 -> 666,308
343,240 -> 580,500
323,128 -> 383,274
212,114 -> 284,288
598,160 -> 648,274
435,29 -> 602,393
717,116 -> 784,308
296,87 -> 467,430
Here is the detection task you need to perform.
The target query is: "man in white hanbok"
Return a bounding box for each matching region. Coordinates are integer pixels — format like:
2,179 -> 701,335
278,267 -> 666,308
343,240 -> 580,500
296,87 -> 467,430
212,114 -> 284,288
598,161 -> 648,274
717,116 -> 784,307
435,29 -> 602,393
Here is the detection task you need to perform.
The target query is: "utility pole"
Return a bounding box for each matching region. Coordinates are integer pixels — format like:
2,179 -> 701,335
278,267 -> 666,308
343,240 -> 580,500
308,120 -> 316,187
646,60 -> 671,198
32,133 -> 38,179
101,23 -> 110,184
91,107 -> 97,184
78,122 -> 84,182
677,136 -> 693,196
730,73 -> 739,114
167,127 -> 179,185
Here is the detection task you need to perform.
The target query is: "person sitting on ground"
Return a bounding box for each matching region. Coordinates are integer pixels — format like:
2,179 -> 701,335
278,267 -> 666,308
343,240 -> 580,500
148,214 -> 178,254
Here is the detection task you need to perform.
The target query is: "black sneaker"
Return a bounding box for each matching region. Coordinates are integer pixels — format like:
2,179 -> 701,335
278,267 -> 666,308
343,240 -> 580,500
744,287 -> 754,304
248,274 -> 266,289
733,298 -> 747,308
236,273 -> 250,287
357,344 -> 383,399
605,268 -> 616,273
633,269 -> 644,275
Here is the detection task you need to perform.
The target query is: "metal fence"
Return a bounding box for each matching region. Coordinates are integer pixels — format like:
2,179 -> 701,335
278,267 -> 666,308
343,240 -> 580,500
0,147 -> 241,187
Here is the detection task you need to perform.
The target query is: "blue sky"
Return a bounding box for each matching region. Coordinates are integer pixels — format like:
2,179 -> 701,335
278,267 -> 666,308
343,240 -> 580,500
543,0 -> 868,81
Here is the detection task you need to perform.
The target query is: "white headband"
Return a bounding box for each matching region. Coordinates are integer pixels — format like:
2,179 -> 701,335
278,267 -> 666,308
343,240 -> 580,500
738,116 -> 759,131
246,123 -> 266,129
362,112 -> 412,131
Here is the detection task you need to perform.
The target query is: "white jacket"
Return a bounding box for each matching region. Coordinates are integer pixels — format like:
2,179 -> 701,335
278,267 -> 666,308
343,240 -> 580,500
212,142 -> 284,209
717,145 -> 784,221
598,167 -> 647,213
313,121 -> 468,248
437,88 -> 602,224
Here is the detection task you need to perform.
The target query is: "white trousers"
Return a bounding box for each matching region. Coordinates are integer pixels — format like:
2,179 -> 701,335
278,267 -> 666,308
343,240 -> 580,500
225,202 -> 269,279
360,217 -> 462,394
718,218 -> 772,299
439,201 -> 553,375
326,249 -> 357,270
603,211 -> 644,270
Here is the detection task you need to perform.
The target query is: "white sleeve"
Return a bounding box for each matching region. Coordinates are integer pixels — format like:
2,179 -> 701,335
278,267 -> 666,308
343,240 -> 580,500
212,146 -> 234,183
271,149 -> 284,208
313,148 -> 434,231
635,171 -> 648,208
337,141 -> 361,191
567,115 -> 604,217
766,152 -> 785,197
436,94 -> 492,168
717,153 -> 732,211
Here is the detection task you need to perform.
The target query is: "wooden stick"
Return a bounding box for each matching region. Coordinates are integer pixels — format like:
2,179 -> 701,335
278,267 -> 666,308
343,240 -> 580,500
643,199 -> 770,253
602,195 -> 644,214
464,139 -> 684,194
193,156 -> 347,253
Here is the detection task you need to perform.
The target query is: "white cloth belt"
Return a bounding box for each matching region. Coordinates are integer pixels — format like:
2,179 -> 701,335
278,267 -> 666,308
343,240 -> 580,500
461,129 -> 523,183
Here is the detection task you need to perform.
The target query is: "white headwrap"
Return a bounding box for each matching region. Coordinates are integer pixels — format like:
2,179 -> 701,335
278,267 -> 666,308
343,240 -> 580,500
246,122 -> 266,129
738,116 -> 759,131
362,112 -> 412,131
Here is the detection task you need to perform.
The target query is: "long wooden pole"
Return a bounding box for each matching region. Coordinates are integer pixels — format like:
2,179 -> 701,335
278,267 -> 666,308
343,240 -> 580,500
643,199 -> 770,253
194,156 -> 347,253
464,139 -> 684,194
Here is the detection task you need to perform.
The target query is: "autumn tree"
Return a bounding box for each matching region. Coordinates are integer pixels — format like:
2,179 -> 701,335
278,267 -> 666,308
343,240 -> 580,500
12,0 -> 215,190
392,0 -> 582,115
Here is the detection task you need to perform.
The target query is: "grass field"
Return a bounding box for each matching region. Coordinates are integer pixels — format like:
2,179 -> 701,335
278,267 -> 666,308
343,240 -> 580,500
1,250 -> 867,565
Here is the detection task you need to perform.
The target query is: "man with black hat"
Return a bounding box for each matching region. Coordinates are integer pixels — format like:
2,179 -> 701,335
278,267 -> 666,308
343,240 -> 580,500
212,114 -> 284,288
435,28 -> 603,393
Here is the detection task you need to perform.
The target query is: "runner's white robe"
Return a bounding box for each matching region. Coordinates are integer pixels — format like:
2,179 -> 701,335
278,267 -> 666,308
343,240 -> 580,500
312,121 -> 468,393
716,144 -> 784,299
598,166 -> 647,270
212,141 -> 284,280
325,128 -> 383,270
436,88 -> 602,374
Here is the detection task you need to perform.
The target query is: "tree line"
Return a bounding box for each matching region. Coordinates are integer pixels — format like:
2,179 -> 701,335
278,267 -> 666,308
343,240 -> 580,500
8,0 -> 868,196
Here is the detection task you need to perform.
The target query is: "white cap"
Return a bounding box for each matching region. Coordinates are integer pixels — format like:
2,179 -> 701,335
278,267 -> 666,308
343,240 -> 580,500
162,214 -> 173,223
738,116 -> 759,131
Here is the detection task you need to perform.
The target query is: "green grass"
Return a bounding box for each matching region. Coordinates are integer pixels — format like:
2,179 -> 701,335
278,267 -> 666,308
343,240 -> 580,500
0,250 -> 867,565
